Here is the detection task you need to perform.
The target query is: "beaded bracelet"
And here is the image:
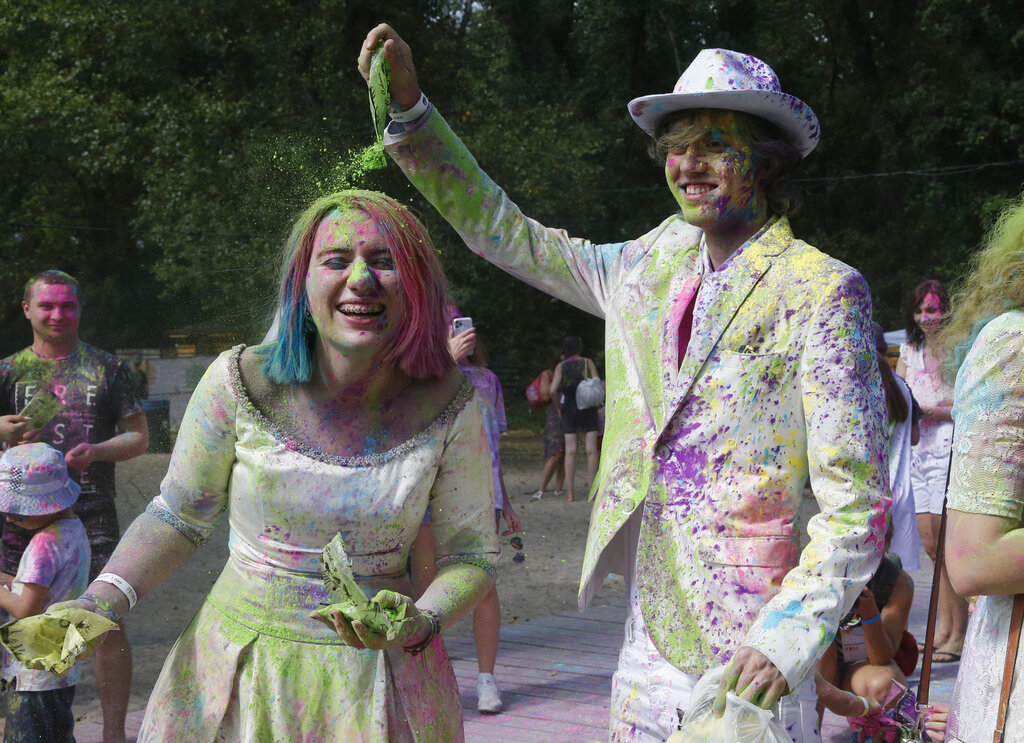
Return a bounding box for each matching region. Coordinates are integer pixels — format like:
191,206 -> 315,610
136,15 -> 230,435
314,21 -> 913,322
404,609 -> 442,655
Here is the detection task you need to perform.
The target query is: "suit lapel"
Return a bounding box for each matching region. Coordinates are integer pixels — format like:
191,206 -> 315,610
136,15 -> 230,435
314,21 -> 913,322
660,220 -> 792,439
654,250 -> 701,432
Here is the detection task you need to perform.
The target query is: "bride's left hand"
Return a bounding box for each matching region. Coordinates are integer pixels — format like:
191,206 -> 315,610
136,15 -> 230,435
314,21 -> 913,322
323,590 -> 433,651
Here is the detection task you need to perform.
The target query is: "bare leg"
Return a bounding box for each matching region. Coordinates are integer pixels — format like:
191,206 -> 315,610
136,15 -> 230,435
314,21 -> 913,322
936,565 -> 968,656
95,621 -> 132,743
473,585 -> 501,674
539,452 -> 564,492
935,509 -> 967,657
916,512 -> 949,647
917,513 -> 937,562
584,431 -> 599,494
563,433 -> 578,501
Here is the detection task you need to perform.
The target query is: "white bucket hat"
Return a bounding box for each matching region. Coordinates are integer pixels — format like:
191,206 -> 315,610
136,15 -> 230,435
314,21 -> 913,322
628,48 -> 820,157
0,444 -> 80,517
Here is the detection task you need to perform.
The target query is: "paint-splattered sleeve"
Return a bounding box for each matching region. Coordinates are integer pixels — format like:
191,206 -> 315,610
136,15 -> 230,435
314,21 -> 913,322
147,352 -> 237,546
948,311 -> 1024,520
744,269 -> 889,690
429,389 -> 499,576
385,110 -> 640,319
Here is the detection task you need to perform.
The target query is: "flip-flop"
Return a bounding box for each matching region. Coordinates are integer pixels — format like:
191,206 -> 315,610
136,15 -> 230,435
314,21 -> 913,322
530,490 -> 544,500
931,650 -> 962,663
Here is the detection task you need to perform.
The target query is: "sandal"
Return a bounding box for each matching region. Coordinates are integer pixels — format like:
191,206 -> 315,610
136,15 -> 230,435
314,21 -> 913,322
530,490 -> 544,500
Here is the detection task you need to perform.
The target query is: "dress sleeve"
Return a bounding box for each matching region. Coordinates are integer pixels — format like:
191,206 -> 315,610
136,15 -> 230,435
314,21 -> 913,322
948,312 -> 1024,521
492,373 -> 507,435
428,388 -> 499,576
146,350 -> 238,546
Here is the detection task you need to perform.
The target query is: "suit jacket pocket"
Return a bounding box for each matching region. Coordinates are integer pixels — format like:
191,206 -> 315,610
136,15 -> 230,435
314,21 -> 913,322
695,536 -> 799,598
696,536 -> 799,566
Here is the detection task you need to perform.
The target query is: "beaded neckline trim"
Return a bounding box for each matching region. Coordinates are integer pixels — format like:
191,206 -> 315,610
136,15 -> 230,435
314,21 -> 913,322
225,345 -> 474,467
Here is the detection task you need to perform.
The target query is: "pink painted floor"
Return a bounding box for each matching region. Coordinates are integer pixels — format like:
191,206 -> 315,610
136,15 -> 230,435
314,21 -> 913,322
73,554 -> 956,743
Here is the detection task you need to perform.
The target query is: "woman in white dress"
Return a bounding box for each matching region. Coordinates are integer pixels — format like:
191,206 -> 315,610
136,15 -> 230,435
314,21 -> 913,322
897,279 -> 966,661
941,193 -> 1024,741
60,190 -> 499,742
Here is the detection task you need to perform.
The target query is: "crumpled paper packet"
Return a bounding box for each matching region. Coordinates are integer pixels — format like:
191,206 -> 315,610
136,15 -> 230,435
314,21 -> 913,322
0,607 -> 117,676
313,533 -> 413,639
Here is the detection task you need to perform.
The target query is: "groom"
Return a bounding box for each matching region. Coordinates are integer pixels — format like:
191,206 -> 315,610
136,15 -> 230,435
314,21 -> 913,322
361,27 -> 889,742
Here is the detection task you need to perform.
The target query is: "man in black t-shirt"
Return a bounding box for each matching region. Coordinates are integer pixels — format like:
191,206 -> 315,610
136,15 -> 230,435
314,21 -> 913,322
0,270 -> 148,743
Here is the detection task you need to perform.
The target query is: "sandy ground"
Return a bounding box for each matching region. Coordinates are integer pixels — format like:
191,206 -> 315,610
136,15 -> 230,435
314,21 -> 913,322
71,428 -> 626,723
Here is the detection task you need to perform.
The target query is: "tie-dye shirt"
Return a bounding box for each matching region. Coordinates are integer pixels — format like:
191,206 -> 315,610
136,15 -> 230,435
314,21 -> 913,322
1,516 -> 90,691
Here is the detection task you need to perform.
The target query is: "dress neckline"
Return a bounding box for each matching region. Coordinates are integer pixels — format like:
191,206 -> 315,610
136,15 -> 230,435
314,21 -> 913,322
225,345 -> 474,466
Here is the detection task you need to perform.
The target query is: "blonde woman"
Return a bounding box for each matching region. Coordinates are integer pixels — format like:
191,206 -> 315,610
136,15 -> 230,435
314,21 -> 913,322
940,193 -> 1024,740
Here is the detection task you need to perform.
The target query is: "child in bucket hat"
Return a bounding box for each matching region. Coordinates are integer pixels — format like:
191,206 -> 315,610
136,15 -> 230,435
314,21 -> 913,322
0,443 -> 90,742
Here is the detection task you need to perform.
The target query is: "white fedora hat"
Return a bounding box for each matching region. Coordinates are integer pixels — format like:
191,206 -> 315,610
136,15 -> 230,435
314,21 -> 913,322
0,444 -> 80,517
628,48 -> 820,157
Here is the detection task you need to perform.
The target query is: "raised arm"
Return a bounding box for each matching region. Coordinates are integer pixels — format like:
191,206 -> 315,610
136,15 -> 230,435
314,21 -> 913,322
363,26 -> 665,319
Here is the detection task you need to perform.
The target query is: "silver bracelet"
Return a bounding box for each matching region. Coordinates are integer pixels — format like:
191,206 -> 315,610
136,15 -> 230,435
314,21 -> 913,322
388,92 -> 429,122
94,572 -> 138,610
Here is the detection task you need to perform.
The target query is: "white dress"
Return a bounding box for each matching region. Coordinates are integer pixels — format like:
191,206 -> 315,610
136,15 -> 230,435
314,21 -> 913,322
138,346 -> 498,742
946,312 -> 1024,741
887,375 -> 920,571
899,342 -> 954,514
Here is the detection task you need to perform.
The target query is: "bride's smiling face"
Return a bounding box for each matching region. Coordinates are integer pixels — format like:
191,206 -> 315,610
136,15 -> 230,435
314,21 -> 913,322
304,210 -> 403,359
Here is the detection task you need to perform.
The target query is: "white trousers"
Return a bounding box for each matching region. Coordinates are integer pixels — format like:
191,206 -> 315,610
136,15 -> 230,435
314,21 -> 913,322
608,613 -> 821,743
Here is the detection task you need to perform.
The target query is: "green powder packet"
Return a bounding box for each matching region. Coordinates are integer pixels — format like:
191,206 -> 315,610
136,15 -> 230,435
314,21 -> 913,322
0,607 -> 117,677
19,388 -> 61,431
368,43 -> 391,143
315,533 -> 410,639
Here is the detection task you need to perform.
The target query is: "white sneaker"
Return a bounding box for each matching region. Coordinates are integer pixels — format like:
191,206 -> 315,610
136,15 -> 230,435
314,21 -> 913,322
476,673 -> 503,713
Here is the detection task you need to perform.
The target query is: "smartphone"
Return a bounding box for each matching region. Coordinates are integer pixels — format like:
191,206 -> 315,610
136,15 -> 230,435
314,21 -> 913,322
19,388 -> 61,431
452,317 -> 473,336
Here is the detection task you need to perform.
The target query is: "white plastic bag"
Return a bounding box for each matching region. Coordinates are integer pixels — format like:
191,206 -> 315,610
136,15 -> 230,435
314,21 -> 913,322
665,665 -> 791,743
575,376 -> 604,409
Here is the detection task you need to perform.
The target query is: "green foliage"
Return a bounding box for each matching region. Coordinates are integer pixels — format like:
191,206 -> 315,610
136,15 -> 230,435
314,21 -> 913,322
2,0 -> 1023,401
